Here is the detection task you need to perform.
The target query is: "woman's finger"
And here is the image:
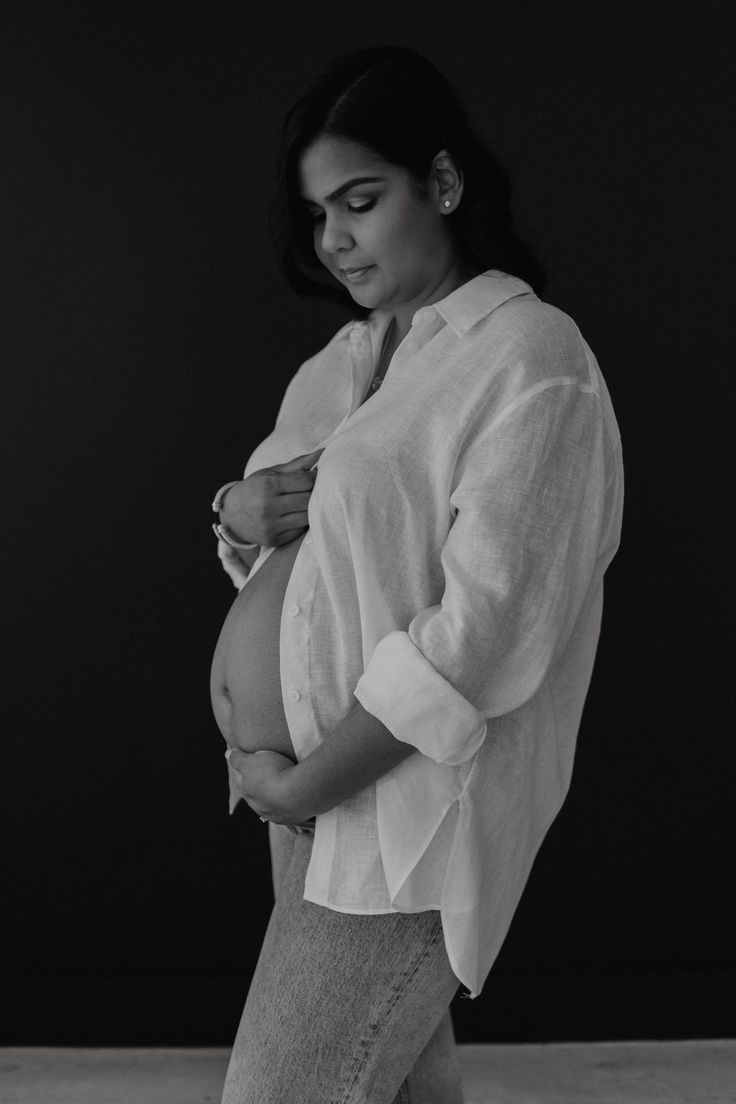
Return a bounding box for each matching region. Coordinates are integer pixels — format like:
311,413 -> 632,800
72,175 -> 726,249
276,490 -> 314,514
271,468 -> 319,495
275,510 -> 309,530
225,747 -> 246,774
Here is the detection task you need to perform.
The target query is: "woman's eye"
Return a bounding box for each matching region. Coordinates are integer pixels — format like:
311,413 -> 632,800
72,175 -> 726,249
347,199 -> 376,214
309,198 -> 376,222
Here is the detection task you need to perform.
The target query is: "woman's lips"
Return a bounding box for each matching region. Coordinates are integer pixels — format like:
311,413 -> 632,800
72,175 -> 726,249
341,266 -> 375,283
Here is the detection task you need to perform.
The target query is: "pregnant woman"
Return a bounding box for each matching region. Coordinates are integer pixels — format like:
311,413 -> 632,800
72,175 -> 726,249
209,46 -> 623,1104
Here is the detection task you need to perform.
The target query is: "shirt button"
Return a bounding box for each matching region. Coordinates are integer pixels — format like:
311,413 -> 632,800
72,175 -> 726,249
287,604 -> 301,616
287,689 -> 301,702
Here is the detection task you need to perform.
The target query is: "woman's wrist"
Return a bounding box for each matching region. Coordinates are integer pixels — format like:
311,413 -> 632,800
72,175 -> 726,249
211,480 -> 259,549
280,763 -> 319,823
283,702 -> 415,819
213,521 -> 259,550
211,479 -> 242,513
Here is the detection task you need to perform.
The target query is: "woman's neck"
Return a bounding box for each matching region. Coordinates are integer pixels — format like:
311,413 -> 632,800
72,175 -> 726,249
390,259 -> 479,346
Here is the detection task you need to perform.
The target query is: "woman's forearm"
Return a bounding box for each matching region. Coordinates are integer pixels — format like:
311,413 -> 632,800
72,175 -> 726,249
286,699 -> 417,819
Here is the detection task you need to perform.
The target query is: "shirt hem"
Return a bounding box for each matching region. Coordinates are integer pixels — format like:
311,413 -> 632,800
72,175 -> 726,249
301,892 -> 442,915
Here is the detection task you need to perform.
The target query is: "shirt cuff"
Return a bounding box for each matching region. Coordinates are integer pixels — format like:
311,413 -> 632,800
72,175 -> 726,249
353,630 -> 487,765
217,538 -> 250,591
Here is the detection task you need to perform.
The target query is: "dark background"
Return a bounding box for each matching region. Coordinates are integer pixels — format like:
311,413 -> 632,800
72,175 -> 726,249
3,2 -> 734,1045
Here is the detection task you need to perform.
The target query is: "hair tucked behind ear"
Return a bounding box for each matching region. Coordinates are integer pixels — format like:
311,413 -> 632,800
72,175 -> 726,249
269,45 -> 546,316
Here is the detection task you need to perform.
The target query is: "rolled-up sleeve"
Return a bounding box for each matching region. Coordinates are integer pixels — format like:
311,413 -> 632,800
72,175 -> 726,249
354,379 -> 608,765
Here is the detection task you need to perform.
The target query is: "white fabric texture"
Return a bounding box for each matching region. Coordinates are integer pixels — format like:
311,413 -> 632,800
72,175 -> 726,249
218,269 -> 623,998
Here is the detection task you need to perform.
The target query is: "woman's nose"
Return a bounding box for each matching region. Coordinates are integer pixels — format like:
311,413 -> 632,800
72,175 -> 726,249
319,215 -> 353,254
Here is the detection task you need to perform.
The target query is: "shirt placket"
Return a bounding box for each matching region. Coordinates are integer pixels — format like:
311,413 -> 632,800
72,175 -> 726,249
389,306 -> 443,374
279,533 -> 321,762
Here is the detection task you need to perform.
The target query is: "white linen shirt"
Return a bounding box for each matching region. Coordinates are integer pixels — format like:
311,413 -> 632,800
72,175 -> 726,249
218,269 -> 623,999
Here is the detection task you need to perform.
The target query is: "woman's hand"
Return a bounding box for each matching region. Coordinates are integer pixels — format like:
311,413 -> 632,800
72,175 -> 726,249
219,449 -> 324,548
225,748 -> 309,825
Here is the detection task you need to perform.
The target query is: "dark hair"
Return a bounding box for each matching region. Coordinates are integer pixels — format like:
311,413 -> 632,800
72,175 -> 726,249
269,45 -> 546,316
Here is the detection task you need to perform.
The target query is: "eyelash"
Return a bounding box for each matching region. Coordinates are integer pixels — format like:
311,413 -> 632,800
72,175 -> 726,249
309,199 -> 376,223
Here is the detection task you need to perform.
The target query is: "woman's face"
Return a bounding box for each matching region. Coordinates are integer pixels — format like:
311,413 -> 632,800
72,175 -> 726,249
298,135 -> 460,314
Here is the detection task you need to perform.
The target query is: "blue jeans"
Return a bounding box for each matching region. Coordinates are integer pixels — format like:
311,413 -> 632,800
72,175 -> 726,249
221,821 -> 465,1103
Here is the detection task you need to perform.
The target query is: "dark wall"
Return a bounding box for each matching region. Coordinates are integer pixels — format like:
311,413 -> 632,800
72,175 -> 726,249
3,2 -> 734,1044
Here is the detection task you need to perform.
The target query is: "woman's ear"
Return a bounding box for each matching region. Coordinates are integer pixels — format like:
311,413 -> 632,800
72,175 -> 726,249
430,148 -> 464,212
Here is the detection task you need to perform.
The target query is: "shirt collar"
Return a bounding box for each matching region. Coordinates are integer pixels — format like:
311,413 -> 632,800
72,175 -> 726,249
429,268 -> 535,337
353,268 -> 535,355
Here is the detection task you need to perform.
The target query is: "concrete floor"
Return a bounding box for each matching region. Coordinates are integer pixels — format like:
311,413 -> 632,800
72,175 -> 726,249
1,1040 -> 734,1103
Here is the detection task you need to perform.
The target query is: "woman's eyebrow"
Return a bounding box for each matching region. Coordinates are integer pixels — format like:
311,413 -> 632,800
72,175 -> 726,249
301,176 -> 387,206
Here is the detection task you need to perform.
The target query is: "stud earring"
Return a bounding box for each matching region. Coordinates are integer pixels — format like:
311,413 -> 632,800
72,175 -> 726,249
443,200 -> 452,208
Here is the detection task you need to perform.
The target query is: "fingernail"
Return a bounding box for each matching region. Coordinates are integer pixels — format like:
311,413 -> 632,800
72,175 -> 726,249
224,748 -> 235,761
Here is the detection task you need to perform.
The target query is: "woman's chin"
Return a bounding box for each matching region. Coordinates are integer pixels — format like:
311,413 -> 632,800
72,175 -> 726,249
347,281 -> 381,306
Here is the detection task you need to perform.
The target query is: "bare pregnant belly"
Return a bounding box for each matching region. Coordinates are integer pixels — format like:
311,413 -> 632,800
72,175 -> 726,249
210,533 -> 307,759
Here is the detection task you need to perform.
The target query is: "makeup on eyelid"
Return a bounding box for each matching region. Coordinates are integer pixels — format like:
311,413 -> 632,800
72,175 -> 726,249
309,197 -> 377,221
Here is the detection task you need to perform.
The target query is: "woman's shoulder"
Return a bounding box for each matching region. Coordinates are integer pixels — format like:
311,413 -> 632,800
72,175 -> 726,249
467,293 -> 599,392
485,292 -> 588,352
